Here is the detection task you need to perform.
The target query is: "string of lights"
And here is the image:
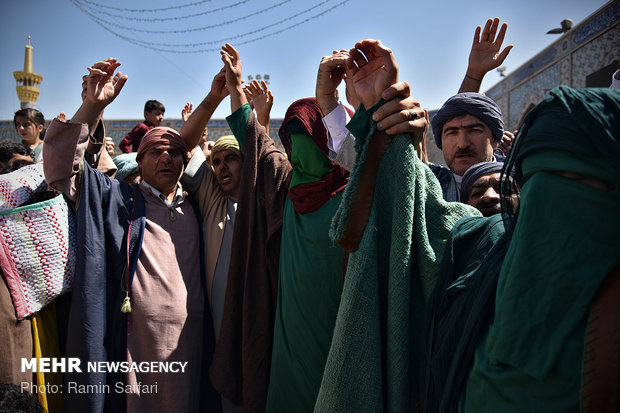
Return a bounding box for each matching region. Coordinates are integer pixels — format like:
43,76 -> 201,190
121,0 -> 342,48
72,0 -> 293,34
78,0 -> 215,13
79,0 -> 253,22
70,0 -> 349,53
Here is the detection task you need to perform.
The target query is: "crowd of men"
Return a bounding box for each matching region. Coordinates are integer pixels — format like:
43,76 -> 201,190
0,17 -> 619,413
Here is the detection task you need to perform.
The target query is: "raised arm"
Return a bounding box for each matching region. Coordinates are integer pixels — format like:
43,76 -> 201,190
72,59 -> 127,130
316,50 -> 350,115
180,67 -> 228,151
459,18 -> 513,93
44,58 -> 127,199
245,80 -> 273,134
221,43 -> 248,114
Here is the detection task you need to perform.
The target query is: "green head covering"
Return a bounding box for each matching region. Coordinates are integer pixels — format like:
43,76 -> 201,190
501,86 -> 620,227
483,87 -> 620,391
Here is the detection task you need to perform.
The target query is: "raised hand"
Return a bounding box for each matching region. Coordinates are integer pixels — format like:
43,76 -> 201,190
181,102 -> 193,124
84,58 -> 127,109
210,66 -> 229,103
220,44 -> 247,112
244,80 -> 273,133
245,81 -> 273,115
220,43 -> 243,92
344,39 -> 398,109
499,130 -> 515,155
466,18 -> 513,81
71,58 -> 127,127
316,50 -> 349,115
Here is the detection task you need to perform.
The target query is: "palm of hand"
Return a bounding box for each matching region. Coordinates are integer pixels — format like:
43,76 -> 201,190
224,59 -> 243,88
470,46 -> 502,71
87,76 -> 117,105
212,75 -> 228,100
251,93 -> 272,114
351,57 -> 397,109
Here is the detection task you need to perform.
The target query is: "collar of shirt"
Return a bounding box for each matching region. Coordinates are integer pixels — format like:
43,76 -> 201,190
139,180 -> 185,209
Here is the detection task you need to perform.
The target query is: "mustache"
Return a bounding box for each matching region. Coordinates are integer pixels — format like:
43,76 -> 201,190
478,200 -> 501,211
454,148 -> 476,157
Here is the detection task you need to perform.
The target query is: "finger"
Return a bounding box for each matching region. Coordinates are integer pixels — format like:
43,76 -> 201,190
220,51 -> 233,68
472,25 -> 482,46
377,107 -> 423,131
356,39 -> 390,62
495,22 -> 508,45
348,48 -> 368,70
260,80 -> 268,93
488,17 -> 500,41
381,81 -> 411,101
481,18 -> 492,42
355,40 -> 377,62
360,39 -> 397,70
344,54 -> 359,78
87,66 -> 108,77
113,74 -> 128,95
223,43 -> 240,62
383,115 -> 427,136
497,45 -> 513,64
249,81 -> 260,94
374,97 -> 421,125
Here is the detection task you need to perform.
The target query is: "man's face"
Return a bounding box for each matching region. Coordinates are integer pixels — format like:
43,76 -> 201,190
467,172 -> 502,217
212,149 -> 242,198
138,143 -> 184,196
441,114 -> 498,176
145,109 -> 164,127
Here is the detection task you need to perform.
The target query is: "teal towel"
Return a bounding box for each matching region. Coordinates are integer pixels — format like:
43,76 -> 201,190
317,110 -> 478,412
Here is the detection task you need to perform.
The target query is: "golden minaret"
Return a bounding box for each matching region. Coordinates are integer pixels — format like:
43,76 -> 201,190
13,36 -> 43,109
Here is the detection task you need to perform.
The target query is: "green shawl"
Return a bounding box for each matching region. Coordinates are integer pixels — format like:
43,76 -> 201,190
315,102 -> 478,412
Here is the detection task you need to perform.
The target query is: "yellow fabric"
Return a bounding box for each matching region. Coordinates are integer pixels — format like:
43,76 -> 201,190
210,135 -> 241,164
31,304 -> 63,413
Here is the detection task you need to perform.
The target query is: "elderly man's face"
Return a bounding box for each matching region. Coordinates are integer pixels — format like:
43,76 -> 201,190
467,172 -> 502,216
138,142 -> 184,197
442,114 -> 498,176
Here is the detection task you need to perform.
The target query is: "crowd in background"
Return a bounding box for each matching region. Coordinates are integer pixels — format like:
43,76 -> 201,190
0,17 -> 619,413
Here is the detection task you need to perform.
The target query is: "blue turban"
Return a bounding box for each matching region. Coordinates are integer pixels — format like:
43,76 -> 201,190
113,152 -> 138,182
431,93 -> 504,149
459,161 -> 504,203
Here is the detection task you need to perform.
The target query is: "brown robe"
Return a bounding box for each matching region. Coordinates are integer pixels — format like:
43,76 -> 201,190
209,111 -> 291,413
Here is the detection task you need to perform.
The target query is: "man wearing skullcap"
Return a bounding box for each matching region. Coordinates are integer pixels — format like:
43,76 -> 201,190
43,58 -> 219,413
177,125 -> 245,412
459,161 -> 505,216
180,45 -> 290,412
429,92 -> 505,201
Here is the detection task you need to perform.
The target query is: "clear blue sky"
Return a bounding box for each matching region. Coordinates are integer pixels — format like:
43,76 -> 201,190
0,0 -> 610,122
